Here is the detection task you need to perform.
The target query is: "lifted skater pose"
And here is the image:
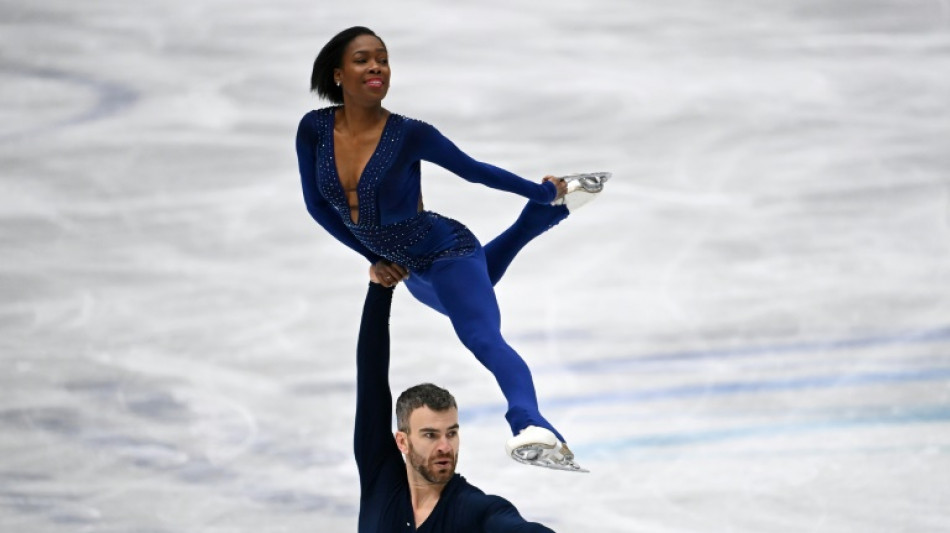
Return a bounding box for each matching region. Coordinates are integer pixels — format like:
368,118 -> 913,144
354,280 -> 556,531
297,26 -> 607,470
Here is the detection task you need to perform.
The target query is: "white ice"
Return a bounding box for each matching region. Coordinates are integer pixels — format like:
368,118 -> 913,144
2,0 -> 949,531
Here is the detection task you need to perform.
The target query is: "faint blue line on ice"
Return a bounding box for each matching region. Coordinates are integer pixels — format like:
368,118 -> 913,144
556,325 -> 950,373
0,64 -> 138,141
583,404 -> 950,456
556,366 -> 950,409
461,366 -> 950,421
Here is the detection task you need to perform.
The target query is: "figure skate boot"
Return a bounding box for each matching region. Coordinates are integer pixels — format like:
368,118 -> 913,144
505,425 -> 589,473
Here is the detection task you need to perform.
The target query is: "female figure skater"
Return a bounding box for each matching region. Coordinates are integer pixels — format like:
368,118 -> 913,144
297,26 -> 605,471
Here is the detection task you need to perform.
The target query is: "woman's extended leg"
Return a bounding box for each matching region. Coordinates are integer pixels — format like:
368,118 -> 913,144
483,202 -> 568,285
423,247 -> 565,442
404,201 -> 568,314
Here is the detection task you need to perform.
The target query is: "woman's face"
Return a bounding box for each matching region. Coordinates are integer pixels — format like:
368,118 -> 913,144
335,34 -> 390,104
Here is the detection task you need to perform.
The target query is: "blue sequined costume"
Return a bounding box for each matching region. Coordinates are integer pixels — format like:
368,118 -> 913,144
297,106 -> 569,440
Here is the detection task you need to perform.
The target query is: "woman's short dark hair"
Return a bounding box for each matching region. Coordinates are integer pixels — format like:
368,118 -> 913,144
396,383 -> 457,433
311,26 -> 385,104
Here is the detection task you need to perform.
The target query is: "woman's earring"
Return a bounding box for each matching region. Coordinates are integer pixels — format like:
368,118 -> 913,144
336,80 -> 341,87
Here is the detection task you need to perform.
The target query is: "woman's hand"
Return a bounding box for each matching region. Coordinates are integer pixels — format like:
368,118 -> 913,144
543,175 -> 567,201
370,260 -> 409,287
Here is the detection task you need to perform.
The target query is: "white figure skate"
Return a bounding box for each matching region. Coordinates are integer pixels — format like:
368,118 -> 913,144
505,426 -> 589,473
551,172 -> 611,212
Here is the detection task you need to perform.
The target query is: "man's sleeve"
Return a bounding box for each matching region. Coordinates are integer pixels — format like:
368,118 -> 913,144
353,282 -> 402,484
478,495 -> 557,532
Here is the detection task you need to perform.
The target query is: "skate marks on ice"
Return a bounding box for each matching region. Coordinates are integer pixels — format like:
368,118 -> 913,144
464,324 -> 950,456
0,355 -> 360,531
0,62 -> 138,142
3,0 -> 950,531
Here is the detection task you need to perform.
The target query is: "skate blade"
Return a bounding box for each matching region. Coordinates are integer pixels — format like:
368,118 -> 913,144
552,172 -> 611,208
510,445 -> 590,473
559,172 -> 612,193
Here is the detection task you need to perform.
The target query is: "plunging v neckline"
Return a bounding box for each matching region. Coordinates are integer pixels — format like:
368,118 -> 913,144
329,108 -> 394,225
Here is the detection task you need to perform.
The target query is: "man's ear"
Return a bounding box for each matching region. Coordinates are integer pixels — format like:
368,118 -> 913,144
394,430 -> 409,454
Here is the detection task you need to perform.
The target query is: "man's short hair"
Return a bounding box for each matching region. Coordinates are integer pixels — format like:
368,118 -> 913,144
395,383 -> 457,433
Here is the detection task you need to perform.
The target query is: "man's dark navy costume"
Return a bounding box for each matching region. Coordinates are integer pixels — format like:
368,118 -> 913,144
355,282 -> 555,532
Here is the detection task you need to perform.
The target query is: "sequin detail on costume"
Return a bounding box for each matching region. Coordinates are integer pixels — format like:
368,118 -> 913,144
348,211 -> 477,271
314,107 -> 476,271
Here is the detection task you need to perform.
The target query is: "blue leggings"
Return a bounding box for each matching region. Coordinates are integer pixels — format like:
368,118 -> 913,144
405,201 -> 569,442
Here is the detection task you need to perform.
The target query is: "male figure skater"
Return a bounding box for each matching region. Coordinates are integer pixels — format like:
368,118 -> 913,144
354,279 -> 556,532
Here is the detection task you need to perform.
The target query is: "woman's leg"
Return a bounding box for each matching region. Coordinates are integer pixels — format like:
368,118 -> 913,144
483,202 -> 568,285
404,273 -> 446,315
425,248 -> 565,442
404,202 -> 567,316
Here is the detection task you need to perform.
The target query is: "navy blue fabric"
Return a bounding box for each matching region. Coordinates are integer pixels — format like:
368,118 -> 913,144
296,107 -> 557,269
297,107 -> 567,439
298,107 -> 555,234
355,283 -> 556,533
404,247 -> 562,439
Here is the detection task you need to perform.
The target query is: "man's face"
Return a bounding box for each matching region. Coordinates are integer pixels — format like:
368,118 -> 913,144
397,406 -> 460,485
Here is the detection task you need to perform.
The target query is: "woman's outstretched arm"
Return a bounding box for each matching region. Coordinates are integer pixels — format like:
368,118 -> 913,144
409,121 -> 560,204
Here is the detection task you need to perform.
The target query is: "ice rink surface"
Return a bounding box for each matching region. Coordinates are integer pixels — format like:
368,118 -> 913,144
2,0 -> 949,531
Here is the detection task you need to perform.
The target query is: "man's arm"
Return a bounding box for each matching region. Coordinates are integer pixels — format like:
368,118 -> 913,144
480,495 -> 557,533
354,282 -> 401,483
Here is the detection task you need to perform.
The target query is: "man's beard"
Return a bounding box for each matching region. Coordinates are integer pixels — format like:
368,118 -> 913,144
407,442 -> 456,484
